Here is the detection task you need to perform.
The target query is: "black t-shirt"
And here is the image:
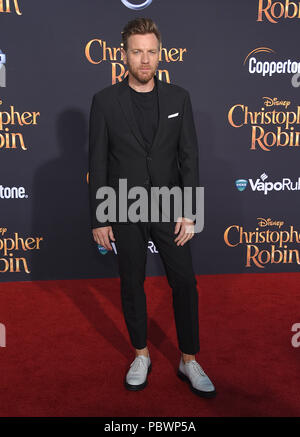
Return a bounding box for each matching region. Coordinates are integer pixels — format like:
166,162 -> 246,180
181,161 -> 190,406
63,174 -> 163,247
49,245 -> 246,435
129,81 -> 159,150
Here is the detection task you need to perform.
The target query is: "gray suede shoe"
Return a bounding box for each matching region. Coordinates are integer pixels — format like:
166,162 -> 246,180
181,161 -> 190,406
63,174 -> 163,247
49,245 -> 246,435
125,355 -> 152,391
178,357 -> 216,398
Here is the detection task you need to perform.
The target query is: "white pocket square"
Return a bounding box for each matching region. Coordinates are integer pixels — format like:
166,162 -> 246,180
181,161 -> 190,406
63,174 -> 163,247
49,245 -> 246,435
168,112 -> 179,118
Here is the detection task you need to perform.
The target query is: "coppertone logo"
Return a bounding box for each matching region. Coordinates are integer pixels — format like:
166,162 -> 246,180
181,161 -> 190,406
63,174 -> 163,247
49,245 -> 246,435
257,0 -> 300,23
244,47 -> 300,78
0,185 -> 28,199
121,0 -> 152,10
0,0 -> 22,15
224,218 -> 300,269
235,172 -> 300,195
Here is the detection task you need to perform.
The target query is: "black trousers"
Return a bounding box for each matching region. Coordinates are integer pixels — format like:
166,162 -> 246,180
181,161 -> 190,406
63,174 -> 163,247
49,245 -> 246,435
111,220 -> 200,355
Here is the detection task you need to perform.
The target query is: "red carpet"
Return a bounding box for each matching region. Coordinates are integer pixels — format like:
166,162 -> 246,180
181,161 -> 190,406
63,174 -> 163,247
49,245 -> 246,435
0,273 -> 299,417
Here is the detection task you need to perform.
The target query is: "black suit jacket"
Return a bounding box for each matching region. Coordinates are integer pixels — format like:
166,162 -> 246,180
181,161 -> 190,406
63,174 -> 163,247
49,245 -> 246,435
88,74 -> 199,229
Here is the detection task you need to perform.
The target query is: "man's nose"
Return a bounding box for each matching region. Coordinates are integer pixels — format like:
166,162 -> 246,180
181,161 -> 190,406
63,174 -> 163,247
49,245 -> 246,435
141,53 -> 150,63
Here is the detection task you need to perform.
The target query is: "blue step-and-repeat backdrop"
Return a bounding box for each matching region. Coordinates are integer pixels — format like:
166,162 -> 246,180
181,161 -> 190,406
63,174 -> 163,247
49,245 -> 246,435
1,0 -> 300,281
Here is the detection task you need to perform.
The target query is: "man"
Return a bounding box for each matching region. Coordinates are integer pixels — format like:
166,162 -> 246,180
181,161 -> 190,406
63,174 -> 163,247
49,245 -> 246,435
89,18 -> 216,398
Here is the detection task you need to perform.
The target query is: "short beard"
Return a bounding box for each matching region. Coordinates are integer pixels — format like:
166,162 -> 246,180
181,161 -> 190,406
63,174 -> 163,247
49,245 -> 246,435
127,61 -> 157,84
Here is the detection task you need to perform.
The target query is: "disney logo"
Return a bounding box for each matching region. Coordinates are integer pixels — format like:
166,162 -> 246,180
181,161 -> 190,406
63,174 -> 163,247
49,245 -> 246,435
257,218 -> 284,228
263,97 -> 290,108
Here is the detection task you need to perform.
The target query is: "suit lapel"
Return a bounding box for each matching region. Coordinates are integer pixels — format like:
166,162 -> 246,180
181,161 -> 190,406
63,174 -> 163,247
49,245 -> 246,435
151,75 -> 167,152
117,74 -> 167,152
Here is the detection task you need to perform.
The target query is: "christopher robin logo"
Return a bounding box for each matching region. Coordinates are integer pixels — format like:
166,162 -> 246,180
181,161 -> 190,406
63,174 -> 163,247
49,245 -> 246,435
257,0 -> 300,23
0,227 -> 43,273
224,218 -> 300,268
228,97 -> 300,151
0,100 -> 40,151
0,0 -> 22,15
85,40 -> 187,84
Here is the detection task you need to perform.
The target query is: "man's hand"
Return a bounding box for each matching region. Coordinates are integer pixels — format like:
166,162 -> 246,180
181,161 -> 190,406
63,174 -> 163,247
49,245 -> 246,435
92,226 -> 115,251
174,217 -> 195,246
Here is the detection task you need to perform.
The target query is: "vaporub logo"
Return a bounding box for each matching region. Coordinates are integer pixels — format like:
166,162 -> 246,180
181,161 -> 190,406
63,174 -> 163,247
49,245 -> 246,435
121,0 -> 152,10
235,179 -> 248,192
97,240 -> 158,255
236,172 -> 300,195
0,50 -> 6,87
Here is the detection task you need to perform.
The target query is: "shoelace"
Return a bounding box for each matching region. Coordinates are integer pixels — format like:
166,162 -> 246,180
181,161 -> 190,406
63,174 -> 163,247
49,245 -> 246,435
190,360 -> 206,377
130,356 -> 148,373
